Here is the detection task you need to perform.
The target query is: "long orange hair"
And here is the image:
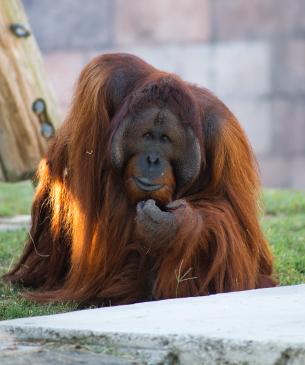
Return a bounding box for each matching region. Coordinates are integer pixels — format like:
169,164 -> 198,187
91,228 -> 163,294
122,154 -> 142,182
4,53 -> 276,305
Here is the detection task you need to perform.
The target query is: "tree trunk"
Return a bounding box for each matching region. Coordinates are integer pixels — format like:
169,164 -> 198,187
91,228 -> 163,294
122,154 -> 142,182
0,0 -> 59,182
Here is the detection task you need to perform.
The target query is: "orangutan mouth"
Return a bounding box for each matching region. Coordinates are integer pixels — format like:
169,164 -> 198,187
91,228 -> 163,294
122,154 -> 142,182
134,176 -> 164,192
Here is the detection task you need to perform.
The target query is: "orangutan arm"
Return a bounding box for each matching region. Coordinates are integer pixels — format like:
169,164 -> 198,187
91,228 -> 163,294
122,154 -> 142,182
136,197 -> 276,300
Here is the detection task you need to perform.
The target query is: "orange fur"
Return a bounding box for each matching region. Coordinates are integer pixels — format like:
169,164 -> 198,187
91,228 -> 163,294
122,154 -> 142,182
4,53 -> 276,305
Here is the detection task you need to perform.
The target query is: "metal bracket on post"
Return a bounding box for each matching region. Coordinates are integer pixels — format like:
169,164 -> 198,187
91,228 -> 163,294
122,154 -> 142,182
9,23 -> 31,38
32,98 -> 55,140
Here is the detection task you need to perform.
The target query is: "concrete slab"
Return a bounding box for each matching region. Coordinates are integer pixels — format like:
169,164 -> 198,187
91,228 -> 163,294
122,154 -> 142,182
1,285 -> 305,364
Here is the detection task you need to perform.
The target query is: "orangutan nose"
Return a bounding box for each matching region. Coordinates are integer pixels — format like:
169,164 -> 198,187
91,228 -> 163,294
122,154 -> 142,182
147,153 -> 160,166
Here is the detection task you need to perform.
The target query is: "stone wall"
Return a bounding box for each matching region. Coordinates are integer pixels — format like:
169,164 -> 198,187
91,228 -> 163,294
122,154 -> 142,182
23,0 -> 305,189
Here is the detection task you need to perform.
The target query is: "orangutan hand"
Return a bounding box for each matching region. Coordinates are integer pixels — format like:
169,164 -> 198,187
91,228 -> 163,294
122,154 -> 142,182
136,199 -> 177,247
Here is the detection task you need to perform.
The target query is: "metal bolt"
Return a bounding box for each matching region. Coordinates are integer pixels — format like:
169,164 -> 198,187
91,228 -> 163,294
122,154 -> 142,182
9,23 -> 31,38
32,98 -> 55,140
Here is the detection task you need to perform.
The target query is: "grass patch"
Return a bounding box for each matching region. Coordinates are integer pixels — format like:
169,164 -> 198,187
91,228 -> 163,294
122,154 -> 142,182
0,180 -> 34,217
0,229 -> 76,320
262,190 -> 305,284
263,189 -> 305,215
0,182 -> 304,320
262,214 -> 305,285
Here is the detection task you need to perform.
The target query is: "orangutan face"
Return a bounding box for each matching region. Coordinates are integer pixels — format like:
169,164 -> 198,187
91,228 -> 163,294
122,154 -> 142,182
111,105 -> 201,204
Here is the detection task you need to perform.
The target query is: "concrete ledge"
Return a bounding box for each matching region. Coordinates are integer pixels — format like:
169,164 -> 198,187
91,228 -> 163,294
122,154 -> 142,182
1,285 -> 305,364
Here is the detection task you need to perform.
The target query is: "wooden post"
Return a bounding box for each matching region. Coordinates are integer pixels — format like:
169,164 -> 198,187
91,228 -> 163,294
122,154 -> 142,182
0,0 -> 59,182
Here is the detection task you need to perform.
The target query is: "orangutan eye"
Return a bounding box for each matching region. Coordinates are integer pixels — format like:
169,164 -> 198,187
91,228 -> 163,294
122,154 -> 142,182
160,134 -> 170,143
143,132 -> 153,140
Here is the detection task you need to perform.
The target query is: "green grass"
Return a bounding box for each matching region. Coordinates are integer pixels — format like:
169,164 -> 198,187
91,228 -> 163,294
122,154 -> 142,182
262,214 -> 305,285
0,230 -> 77,320
263,189 -> 305,215
0,182 -> 304,320
0,181 -> 77,320
262,189 -> 305,285
0,180 -> 34,217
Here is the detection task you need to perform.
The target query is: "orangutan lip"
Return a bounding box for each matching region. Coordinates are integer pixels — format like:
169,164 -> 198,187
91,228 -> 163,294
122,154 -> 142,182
134,177 -> 164,192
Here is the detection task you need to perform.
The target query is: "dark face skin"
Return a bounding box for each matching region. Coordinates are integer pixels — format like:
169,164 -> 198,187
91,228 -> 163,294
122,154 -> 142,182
125,107 -> 184,192
112,105 -> 201,204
